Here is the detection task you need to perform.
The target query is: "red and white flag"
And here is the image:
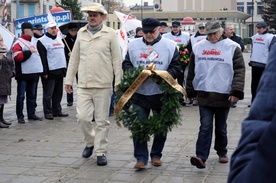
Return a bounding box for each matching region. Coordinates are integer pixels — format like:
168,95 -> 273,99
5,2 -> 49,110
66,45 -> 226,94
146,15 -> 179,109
114,11 -> 142,32
116,26 -> 128,59
0,24 -> 15,50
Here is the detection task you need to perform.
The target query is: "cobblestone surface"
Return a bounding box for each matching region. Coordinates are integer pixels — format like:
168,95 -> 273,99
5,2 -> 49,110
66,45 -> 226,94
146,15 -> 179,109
0,53 -> 252,183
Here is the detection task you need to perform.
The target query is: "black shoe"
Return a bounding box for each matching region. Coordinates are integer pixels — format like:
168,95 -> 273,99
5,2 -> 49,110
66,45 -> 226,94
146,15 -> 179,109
97,154 -> 107,166
1,119 -> 11,125
67,102 -> 73,106
53,113 -> 69,117
28,115 -> 43,121
0,122 -> 9,128
45,114 -> 54,120
231,102 -> 237,108
82,146 -> 94,158
18,117 -> 25,124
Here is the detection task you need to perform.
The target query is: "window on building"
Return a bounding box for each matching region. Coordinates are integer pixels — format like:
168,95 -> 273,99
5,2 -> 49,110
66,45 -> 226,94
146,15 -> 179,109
237,2 -> 244,12
247,2 -> 253,15
19,4 -> 24,18
257,2 -> 264,15
28,4 -> 35,17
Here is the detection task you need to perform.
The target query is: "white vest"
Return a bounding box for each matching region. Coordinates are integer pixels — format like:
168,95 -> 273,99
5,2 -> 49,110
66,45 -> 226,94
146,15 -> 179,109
15,38 -> 43,74
39,35 -> 66,71
251,33 -> 274,64
193,39 -> 239,94
163,32 -> 190,45
128,37 -> 177,95
190,35 -> 207,48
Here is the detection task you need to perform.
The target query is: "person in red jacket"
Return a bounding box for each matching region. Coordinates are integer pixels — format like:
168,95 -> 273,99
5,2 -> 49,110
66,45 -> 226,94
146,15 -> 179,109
12,22 -> 43,123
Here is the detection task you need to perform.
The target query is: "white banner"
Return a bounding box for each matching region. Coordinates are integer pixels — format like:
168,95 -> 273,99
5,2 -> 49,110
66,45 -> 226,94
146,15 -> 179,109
0,24 -> 15,50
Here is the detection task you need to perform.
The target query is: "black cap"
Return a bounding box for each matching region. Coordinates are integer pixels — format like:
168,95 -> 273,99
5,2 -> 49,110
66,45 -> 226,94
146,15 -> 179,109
256,21 -> 267,28
160,22 -> 168,27
142,18 -> 161,32
21,22 -> 33,31
33,24 -> 43,30
136,27 -> 142,34
198,23 -> 205,28
68,23 -> 78,30
172,21 -> 181,27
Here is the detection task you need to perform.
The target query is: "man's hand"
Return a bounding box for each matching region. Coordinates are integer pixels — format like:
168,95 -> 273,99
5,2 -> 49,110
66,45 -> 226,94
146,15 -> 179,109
65,85 -> 73,94
29,46 -> 37,53
228,96 -> 239,103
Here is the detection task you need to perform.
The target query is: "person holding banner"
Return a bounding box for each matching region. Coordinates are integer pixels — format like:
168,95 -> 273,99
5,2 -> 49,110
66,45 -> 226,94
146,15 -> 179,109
37,21 -> 68,120
64,3 -> 122,166
12,22 -> 44,124
122,18 -> 182,169
0,34 -> 14,128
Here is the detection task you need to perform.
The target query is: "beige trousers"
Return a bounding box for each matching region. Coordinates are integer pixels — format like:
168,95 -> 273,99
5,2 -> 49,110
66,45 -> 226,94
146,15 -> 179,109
77,88 -> 112,156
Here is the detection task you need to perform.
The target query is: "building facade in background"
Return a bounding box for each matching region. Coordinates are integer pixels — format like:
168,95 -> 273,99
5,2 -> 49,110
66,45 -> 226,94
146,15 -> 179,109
127,0 -> 264,38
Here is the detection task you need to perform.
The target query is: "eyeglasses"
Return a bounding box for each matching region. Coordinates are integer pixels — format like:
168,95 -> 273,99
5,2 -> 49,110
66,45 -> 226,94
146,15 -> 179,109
142,28 -> 157,34
199,27 -> 205,30
0,39 -> 3,41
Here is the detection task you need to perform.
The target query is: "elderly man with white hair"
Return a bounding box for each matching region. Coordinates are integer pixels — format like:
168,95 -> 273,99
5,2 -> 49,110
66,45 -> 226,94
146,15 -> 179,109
186,21 -> 245,169
64,3 -> 122,166
37,21 -> 68,120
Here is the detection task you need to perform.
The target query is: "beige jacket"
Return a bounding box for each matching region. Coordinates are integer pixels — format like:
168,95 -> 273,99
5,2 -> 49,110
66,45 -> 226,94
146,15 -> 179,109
65,24 -> 122,88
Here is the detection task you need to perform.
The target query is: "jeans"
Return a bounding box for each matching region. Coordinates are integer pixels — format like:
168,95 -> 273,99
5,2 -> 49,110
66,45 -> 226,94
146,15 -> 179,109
132,104 -> 167,164
16,78 -> 39,119
196,106 -> 230,162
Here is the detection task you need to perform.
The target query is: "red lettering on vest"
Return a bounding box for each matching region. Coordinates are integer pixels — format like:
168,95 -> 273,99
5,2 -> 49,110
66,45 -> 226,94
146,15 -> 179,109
256,37 -> 264,41
139,53 -> 159,59
53,42 -> 61,46
202,49 -> 221,55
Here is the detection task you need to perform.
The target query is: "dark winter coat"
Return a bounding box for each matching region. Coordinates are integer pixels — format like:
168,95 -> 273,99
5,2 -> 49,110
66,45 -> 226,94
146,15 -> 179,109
63,33 -> 76,64
227,44 -> 276,183
230,33 -> 245,52
0,52 -> 14,95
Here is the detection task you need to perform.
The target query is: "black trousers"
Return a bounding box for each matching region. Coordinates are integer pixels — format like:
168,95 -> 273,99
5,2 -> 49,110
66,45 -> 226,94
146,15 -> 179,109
251,66 -> 265,103
41,77 -> 64,115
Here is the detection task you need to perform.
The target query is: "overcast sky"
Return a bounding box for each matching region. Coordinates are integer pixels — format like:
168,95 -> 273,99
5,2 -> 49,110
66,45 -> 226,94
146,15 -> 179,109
123,0 -> 152,7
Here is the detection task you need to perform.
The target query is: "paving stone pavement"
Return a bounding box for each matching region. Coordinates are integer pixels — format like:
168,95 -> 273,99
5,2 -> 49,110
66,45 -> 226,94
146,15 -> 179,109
0,53 -> 252,183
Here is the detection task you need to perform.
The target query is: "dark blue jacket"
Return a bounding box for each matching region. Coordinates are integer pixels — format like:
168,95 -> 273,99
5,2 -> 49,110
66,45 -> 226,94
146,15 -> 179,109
228,44 -> 276,183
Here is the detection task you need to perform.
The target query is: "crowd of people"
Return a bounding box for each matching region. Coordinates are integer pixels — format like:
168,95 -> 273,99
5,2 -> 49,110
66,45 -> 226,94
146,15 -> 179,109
1,3 -> 275,181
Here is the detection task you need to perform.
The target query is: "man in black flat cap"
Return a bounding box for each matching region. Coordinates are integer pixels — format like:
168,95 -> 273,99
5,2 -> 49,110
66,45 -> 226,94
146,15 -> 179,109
134,27 -> 143,38
248,21 -> 276,107
163,21 -> 190,106
123,18 -> 182,170
12,22 -> 44,123
160,22 -> 168,35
